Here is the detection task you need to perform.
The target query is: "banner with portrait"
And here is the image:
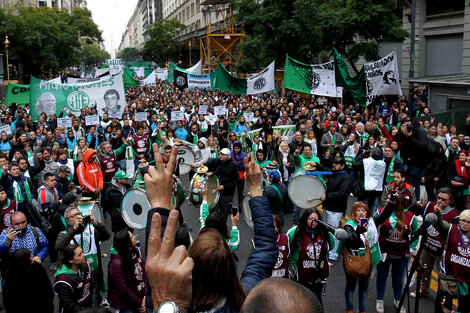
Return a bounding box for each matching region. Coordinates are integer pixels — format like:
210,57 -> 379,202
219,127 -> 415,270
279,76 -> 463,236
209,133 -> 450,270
29,74 -> 125,120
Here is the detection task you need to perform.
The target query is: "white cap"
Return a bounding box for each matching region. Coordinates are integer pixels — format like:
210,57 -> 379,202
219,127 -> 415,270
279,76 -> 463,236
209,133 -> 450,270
220,148 -> 231,155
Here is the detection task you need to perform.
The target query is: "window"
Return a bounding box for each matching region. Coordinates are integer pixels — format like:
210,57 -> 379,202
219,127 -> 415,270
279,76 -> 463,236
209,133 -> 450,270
426,0 -> 464,16
183,10 -> 185,21
51,0 -> 58,7
38,0 -> 46,7
196,0 -> 200,13
186,7 -> 189,20
191,3 -> 194,16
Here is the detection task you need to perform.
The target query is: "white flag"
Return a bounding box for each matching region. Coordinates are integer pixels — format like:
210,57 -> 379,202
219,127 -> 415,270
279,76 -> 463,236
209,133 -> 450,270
310,61 -> 342,97
365,50 -> 402,105
187,60 -> 202,75
246,61 -> 275,95
140,70 -> 156,87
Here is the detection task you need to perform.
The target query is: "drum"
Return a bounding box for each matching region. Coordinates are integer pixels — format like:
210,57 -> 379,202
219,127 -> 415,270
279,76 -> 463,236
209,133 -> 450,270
77,201 -> 104,224
189,173 -> 220,209
121,188 -> 152,230
288,169 -> 326,209
177,145 -> 195,175
242,193 -> 253,229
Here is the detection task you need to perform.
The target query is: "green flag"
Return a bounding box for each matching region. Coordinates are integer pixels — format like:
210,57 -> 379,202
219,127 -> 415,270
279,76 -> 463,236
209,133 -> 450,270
5,84 -> 30,106
123,68 -> 139,89
214,62 -> 247,94
333,48 -> 366,106
283,55 -> 313,94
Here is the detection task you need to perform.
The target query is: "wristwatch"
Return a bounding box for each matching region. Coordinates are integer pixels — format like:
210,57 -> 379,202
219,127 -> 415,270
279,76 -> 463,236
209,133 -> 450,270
155,301 -> 187,313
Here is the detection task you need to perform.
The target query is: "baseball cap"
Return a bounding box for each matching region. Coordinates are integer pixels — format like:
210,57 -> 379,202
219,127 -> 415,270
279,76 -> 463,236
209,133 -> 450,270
62,192 -> 78,206
115,170 -> 131,179
266,169 -> 281,182
220,148 -> 231,155
58,165 -> 72,176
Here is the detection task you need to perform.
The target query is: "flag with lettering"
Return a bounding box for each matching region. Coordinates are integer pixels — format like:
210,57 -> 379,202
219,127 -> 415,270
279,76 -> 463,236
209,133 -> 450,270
5,83 -> 30,106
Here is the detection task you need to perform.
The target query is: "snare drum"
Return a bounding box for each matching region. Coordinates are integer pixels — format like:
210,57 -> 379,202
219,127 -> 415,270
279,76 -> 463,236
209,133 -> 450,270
288,169 -> 326,209
177,145 -> 195,175
242,193 -> 253,229
189,173 -> 220,209
77,201 -> 104,224
121,188 -> 152,230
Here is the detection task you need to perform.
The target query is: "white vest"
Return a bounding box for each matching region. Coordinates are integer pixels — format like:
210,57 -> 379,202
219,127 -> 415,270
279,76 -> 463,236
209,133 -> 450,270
363,158 -> 386,191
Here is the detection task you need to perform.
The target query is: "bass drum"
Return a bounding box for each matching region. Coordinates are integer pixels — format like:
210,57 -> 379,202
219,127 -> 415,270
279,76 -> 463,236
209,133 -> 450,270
177,145 -> 195,175
189,173 -> 220,209
288,169 -> 326,209
77,201 -> 104,224
121,188 -> 152,230
242,193 -> 253,229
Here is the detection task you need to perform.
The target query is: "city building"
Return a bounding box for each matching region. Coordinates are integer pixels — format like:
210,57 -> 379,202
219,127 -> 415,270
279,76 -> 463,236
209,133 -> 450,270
0,0 -> 87,11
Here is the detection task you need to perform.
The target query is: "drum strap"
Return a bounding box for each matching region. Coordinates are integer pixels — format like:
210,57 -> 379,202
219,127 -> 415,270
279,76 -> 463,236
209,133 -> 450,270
270,185 -> 283,203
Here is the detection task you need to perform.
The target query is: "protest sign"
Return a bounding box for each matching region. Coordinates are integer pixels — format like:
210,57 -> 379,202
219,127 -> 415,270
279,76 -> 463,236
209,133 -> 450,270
171,111 -> 184,121
135,112 -> 148,122
57,117 -> 72,128
106,59 -> 122,76
244,112 -> 254,122
205,115 -> 217,125
214,106 -> 226,116
199,105 -> 208,115
85,115 -> 100,126
0,125 -> 12,136
108,110 -> 122,119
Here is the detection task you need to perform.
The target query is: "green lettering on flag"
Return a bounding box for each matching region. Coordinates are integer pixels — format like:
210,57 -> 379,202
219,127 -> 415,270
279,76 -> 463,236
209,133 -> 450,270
214,62 -> 247,94
5,84 -> 30,106
283,55 -> 313,94
333,48 -> 366,106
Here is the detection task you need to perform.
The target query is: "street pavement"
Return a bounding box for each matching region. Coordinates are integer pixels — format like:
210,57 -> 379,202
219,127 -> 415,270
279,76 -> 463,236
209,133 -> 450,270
0,172 -> 442,313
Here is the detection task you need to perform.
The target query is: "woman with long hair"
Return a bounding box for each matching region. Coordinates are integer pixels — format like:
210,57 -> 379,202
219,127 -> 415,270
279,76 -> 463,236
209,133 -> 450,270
54,244 -> 100,313
341,133 -> 360,171
273,139 -> 294,184
446,150 -> 470,212
108,230 -> 146,313
375,194 -> 419,313
340,201 -> 393,313
286,208 -> 335,307
304,129 -> 318,157
3,248 -> 54,313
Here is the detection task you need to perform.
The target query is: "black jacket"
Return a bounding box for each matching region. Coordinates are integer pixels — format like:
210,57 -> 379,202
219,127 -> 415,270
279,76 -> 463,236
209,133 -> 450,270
393,126 -> 437,167
205,158 -> 239,196
322,170 -> 353,213
263,182 -> 288,215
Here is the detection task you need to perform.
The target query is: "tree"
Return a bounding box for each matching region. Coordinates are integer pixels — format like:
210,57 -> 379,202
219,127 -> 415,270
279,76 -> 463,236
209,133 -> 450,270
117,47 -> 142,62
79,38 -> 110,67
231,0 -> 408,73
0,5 -> 103,77
141,18 -> 186,65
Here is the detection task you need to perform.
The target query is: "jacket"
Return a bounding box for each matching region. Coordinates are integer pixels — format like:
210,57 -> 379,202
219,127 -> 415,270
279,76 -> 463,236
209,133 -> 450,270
322,170 -> 353,213
102,179 -> 130,232
108,247 -> 146,310
0,225 -> 49,261
0,171 -> 36,204
77,149 -> 104,194
205,158 -> 239,196
37,185 -> 61,215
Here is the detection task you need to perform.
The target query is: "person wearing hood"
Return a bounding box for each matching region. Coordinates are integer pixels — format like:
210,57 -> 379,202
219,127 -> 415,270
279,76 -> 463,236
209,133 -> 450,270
37,147 -> 59,187
77,148 -> 103,200
102,170 -> 132,233
231,141 -> 247,211
181,137 -> 211,172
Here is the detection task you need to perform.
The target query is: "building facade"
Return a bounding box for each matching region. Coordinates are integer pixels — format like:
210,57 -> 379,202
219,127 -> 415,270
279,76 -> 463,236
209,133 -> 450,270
0,0 -> 87,11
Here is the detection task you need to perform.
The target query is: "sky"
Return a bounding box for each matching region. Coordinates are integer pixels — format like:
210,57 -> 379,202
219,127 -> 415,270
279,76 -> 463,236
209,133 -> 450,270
86,0 -> 138,57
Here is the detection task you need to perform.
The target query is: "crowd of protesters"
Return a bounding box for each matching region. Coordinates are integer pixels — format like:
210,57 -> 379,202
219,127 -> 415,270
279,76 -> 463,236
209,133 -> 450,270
0,78 -> 470,313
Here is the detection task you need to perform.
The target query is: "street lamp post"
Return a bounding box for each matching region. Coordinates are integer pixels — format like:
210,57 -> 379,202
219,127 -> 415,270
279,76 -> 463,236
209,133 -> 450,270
4,35 -> 10,82
189,41 -> 192,67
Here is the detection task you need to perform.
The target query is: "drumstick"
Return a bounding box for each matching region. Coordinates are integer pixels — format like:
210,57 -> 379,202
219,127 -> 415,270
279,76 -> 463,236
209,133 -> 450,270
308,197 -> 321,202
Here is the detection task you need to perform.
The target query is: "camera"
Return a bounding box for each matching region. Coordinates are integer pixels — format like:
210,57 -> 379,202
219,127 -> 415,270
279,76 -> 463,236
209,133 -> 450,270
83,215 -> 91,224
15,227 -> 27,236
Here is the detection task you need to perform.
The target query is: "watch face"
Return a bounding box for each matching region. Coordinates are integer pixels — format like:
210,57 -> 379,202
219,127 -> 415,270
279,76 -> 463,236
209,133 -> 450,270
159,301 -> 177,313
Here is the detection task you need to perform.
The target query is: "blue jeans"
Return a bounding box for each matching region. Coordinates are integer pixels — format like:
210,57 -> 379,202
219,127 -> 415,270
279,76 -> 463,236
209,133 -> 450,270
117,159 -> 127,171
345,273 -> 370,312
323,210 -> 343,260
376,256 -> 408,301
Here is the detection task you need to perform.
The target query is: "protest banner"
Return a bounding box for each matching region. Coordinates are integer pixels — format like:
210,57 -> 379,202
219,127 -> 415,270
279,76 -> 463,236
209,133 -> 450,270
5,83 -> 30,106
67,75 -> 110,84
29,74 -> 126,120
106,59 -> 123,76
57,117 -> 72,128
85,115 -> 100,126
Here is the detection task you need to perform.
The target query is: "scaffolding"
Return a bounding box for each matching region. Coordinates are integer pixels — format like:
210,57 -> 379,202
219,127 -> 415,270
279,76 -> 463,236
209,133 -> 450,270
199,0 -> 244,73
